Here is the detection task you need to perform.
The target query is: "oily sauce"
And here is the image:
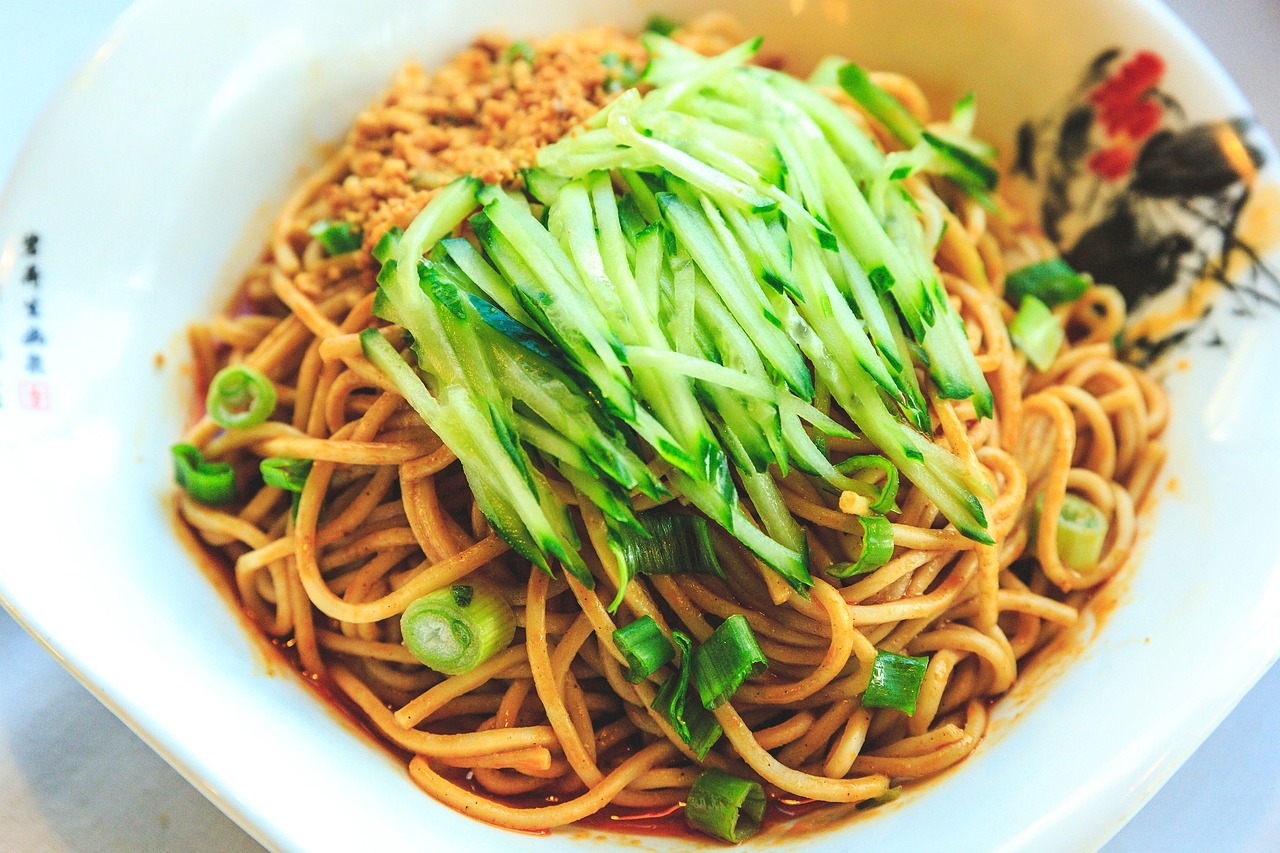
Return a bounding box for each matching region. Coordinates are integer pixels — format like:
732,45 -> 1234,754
177,511 -> 911,841
172,442 -> 1159,844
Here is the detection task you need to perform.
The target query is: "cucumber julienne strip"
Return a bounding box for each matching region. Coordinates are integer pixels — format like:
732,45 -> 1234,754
550,46 -> 988,425
372,183 -> 655,587
356,38 -> 1005,603
366,179 -> 791,594
632,34 -> 762,119
689,277 -> 789,473
583,174 -> 738,525
552,179 -> 634,337
481,320 -> 669,502
786,217 -> 900,398
783,81 -> 990,416
559,463 -> 647,539
717,422 -> 808,560
359,329 -> 595,583
670,470 -> 811,590
657,190 -> 814,400
640,109 -> 785,186
390,189 -> 580,559
604,94 -> 778,215
477,184 -> 636,419
673,52 -> 992,421
439,237 -> 537,328
837,62 -> 998,210
748,89 -> 906,375
820,355 -> 993,543
715,202 -> 802,303
625,345 -> 778,401
703,383 -> 776,473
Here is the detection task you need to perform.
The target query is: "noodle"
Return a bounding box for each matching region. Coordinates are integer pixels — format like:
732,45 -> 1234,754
175,19 -> 1166,838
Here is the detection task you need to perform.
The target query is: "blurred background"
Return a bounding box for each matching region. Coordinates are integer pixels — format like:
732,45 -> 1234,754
2,1 -> 1278,849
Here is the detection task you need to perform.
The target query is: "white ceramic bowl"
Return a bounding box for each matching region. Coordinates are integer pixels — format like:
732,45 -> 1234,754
1,0 -> 1277,850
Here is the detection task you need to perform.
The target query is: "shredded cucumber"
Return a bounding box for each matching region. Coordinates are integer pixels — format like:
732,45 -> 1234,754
359,37 -> 1006,602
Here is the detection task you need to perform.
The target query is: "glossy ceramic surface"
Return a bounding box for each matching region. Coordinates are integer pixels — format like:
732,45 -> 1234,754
1,1 -> 1277,850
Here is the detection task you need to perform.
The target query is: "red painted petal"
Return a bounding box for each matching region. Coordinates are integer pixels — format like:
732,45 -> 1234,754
1124,98 -> 1164,140
1087,146 -> 1136,180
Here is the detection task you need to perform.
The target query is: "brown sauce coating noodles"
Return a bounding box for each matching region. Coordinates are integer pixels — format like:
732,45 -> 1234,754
176,19 -> 1166,836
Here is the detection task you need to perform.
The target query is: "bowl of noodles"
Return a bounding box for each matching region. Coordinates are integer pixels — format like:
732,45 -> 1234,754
1,0 -> 1278,850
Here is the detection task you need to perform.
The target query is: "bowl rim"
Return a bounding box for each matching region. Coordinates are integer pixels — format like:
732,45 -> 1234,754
3,0 -> 1279,851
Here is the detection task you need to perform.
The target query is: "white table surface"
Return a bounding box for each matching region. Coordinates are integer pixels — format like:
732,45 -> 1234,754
2,1 -> 1278,850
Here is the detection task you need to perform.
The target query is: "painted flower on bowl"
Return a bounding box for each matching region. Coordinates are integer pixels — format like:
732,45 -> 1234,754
1086,50 -> 1165,179
1013,48 -> 1276,364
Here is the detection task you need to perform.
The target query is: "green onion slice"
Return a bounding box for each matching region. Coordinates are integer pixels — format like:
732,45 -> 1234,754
171,443 -> 236,505
601,51 -> 640,92
835,454 -> 900,514
644,13 -> 680,36
371,225 -> 402,264
1038,493 -> 1108,571
1005,257 -> 1091,308
504,41 -> 535,64
206,364 -> 278,430
308,219 -> 363,256
651,631 -> 722,759
921,129 -> 999,191
838,63 -> 997,206
827,514 -> 894,578
260,457 -> 311,492
685,768 -> 766,844
837,63 -> 923,147
613,510 -> 726,580
691,614 -> 768,710
862,650 -> 929,715
1009,295 -> 1064,371
400,583 -> 516,675
613,616 -> 675,683
856,785 -> 903,810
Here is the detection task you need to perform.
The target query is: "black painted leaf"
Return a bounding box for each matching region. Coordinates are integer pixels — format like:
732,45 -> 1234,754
1013,122 -> 1037,178
1130,120 -> 1265,198
1126,325 -> 1197,367
1057,106 -> 1095,166
1149,89 -> 1187,122
1064,199 -> 1195,305
1040,171 -> 1072,244
1080,47 -> 1122,89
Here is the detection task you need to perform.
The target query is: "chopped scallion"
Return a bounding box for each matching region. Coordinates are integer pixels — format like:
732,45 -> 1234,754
400,583 -> 516,675
643,14 -> 680,36
308,219 -> 362,256
835,454 -> 899,514
651,631 -> 722,759
371,225 -> 402,264
862,650 -> 929,715
685,768 -> 766,844
206,364 -> 277,430
613,616 -> 675,683
1005,257 -> 1091,308
1038,493 -> 1108,571
1009,295 -> 1064,371
612,510 -> 725,580
503,41 -> 535,64
171,443 -> 236,505
856,785 -> 903,810
691,614 -> 768,710
259,457 -> 311,492
827,514 -> 894,577
600,52 -> 640,92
